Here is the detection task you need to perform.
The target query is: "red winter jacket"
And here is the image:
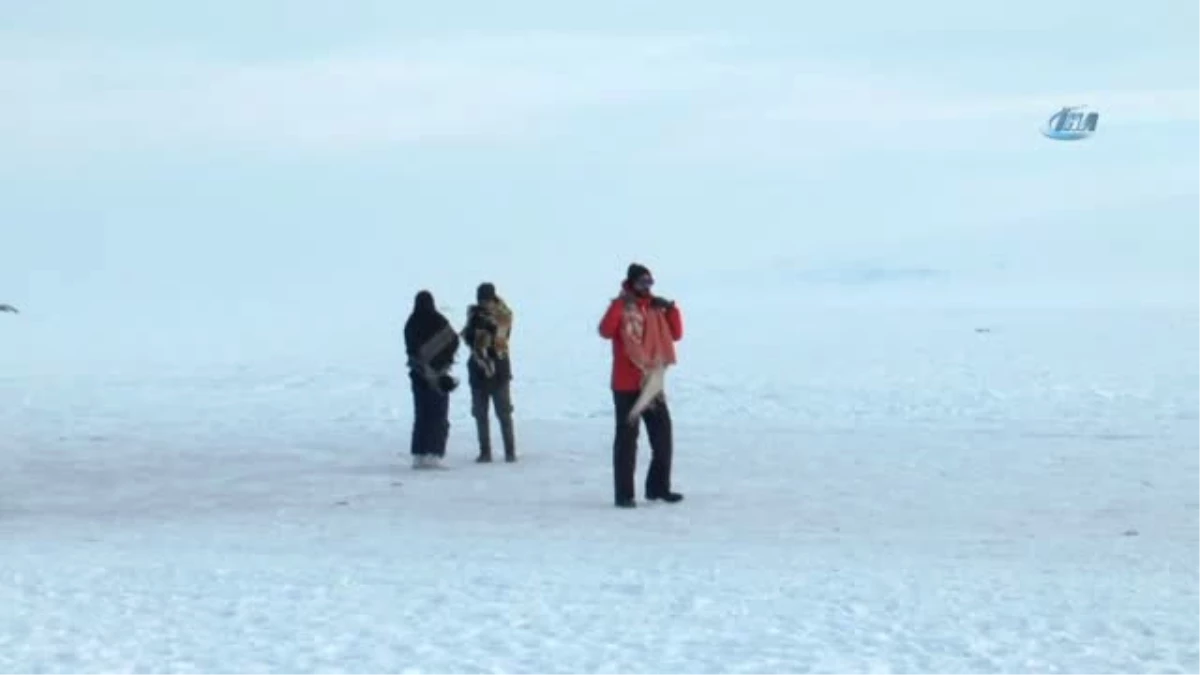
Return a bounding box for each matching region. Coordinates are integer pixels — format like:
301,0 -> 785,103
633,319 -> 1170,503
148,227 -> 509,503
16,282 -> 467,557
597,282 -> 684,392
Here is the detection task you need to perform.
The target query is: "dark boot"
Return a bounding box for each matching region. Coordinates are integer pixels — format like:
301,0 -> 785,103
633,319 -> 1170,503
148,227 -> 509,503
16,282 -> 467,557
472,386 -> 492,462
474,416 -> 493,462
646,491 -> 684,503
500,416 -> 516,462
492,383 -> 517,462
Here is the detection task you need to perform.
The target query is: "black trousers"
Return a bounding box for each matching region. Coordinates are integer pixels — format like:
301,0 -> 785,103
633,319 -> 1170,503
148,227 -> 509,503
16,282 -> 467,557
411,376 -> 450,457
612,390 -> 673,502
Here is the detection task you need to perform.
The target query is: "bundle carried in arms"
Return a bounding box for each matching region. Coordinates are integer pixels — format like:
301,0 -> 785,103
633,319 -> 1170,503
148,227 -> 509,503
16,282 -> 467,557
621,298 -> 677,424
469,299 -> 513,378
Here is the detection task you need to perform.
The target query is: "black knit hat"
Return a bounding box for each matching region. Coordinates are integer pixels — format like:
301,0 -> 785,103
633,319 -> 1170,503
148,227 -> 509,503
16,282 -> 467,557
476,282 -> 496,303
625,263 -> 652,283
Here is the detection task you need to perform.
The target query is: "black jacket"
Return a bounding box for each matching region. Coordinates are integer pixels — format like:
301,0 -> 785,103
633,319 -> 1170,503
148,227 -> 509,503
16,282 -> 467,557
404,291 -> 459,382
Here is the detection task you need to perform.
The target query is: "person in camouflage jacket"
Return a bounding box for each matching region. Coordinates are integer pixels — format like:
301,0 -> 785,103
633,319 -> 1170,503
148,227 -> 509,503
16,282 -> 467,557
461,282 -> 517,463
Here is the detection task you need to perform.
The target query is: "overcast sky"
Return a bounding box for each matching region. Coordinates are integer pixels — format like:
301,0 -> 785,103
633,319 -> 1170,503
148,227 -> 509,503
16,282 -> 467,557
1,0 -> 1196,373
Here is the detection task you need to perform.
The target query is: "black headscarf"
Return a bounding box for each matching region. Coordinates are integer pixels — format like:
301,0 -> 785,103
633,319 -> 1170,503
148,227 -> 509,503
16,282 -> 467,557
404,290 -> 456,370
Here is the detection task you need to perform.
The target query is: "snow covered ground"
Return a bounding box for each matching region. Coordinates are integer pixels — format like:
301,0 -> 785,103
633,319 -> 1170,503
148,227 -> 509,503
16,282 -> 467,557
1,305 -> 1197,673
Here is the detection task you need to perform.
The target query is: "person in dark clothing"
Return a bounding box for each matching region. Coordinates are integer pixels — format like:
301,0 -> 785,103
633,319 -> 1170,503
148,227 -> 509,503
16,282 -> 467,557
597,263 -> 685,508
404,290 -> 461,469
460,282 -> 517,463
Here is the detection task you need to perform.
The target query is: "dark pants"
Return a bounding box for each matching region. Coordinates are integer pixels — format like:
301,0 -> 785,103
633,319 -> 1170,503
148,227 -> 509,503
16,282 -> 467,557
411,376 -> 450,457
471,380 -> 515,459
612,390 -> 673,502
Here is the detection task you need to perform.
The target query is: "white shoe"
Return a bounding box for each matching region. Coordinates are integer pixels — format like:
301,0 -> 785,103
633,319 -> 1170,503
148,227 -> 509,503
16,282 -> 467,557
413,455 -> 429,470
426,455 -> 446,470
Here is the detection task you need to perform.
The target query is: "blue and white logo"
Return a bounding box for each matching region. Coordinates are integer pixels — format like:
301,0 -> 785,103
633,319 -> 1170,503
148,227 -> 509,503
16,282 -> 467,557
1041,105 -> 1099,140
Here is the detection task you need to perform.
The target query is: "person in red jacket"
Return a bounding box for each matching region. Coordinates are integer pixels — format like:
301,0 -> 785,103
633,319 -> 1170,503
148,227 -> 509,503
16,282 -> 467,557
598,263 -> 684,508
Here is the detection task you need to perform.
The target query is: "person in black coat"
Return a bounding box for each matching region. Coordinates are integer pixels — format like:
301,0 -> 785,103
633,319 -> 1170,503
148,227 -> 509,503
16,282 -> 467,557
404,290 -> 460,469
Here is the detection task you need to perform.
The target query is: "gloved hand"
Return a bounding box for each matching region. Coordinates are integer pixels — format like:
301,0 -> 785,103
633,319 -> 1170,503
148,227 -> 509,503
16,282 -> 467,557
650,295 -> 675,310
437,373 -> 459,393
